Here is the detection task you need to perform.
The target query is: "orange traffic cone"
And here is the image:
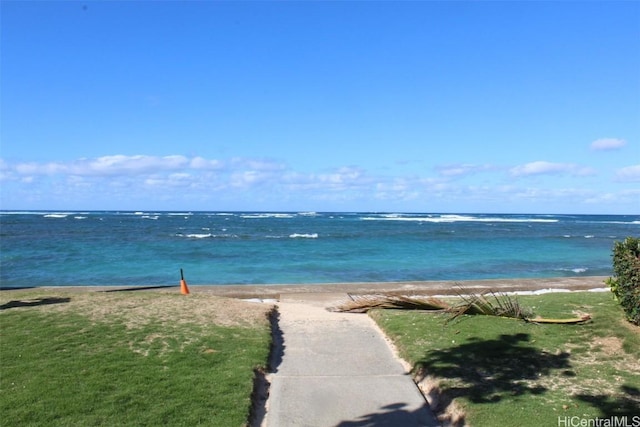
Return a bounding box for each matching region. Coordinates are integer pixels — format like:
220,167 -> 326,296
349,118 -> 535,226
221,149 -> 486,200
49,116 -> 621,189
180,268 -> 190,295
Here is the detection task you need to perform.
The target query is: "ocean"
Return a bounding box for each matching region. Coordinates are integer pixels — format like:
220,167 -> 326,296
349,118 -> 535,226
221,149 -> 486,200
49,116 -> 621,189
0,211 -> 638,288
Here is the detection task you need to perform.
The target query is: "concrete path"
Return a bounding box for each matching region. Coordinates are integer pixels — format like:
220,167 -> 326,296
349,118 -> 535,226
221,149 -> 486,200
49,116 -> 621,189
263,293 -> 439,427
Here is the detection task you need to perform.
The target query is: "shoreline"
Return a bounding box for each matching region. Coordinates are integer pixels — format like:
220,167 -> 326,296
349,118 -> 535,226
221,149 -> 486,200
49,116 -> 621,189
2,276 -> 610,298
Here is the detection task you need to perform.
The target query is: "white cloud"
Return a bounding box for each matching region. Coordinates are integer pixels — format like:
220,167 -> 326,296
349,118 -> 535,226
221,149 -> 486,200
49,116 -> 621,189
590,138 -> 627,151
15,161 -> 66,175
510,161 -> 565,176
230,157 -> 286,171
79,155 -> 189,175
615,164 -> 640,182
7,155 -> 193,177
230,170 -> 270,188
312,167 -> 373,192
436,163 -> 494,178
584,189 -> 640,205
509,161 -> 595,177
0,154 -> 635,213
318,167 -> 362,183
189,157 -> 224,170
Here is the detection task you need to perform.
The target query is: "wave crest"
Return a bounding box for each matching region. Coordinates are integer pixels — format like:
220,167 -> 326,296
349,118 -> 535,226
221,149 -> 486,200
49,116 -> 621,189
289,233 -> 318,239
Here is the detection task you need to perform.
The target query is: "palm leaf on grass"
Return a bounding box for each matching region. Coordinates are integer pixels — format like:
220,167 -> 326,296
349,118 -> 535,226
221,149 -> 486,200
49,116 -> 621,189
328,294 -> 451,313
526,314 -> 592,324
447,290 -> 533,322
329,288 -> 591,324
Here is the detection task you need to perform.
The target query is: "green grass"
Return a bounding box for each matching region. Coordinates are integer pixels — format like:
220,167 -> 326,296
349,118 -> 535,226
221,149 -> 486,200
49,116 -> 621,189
370,292 -> 640,427
0,290 -> 273,426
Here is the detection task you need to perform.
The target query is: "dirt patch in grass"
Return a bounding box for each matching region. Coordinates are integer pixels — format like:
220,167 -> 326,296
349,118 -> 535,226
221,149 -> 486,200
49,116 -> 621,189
523,333 -> 640,409
592,336 -> 623,357
1,288 -> 274,427
416,373 -> 467,427
372,292 -> 640,426
0,289 -> 273,329
1,289 -> 275,359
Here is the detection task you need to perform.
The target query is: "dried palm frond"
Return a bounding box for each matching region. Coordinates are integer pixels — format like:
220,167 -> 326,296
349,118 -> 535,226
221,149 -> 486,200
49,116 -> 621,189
328,294 -> 451,313
526,314 -> 592,324
328,288 -> 591,325
447,290 -> 533,322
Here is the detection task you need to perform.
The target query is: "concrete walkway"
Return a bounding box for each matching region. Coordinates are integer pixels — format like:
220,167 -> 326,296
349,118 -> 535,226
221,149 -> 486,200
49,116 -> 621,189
263,293 -> 439,427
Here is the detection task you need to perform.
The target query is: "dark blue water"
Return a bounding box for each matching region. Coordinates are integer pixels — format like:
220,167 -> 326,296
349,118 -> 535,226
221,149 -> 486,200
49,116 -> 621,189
0,211 -> 637,288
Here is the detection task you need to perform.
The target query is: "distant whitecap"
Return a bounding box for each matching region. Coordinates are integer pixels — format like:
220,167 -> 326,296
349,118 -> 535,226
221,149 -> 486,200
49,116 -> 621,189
289,233 -> 318,239
361,214 -> 558,223
241,213 -> 295,219
185,233 -> 212,239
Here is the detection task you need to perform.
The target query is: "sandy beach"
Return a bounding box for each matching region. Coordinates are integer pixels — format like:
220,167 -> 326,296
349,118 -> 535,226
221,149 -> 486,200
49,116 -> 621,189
19,275 -> 610,299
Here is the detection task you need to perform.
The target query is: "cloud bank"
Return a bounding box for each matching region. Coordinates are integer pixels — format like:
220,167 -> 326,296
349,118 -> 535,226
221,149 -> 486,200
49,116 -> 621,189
615,164 -> 640,182
509,161 -> 595,177
0,154 -> 636,213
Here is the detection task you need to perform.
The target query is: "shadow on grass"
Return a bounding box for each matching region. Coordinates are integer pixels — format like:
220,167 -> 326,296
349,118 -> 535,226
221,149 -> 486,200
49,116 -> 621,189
577,384 -> 640,417
102,285 -> 178,292
0,296 -> 71,310
416,333 -> 573,416
336,402 -> 439,427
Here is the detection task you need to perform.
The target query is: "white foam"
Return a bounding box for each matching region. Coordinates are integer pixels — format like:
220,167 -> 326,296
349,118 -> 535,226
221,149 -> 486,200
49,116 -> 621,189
185,233 -> 212,238
510,288 -> 573,295
556,267 -> 589,274
578,220 -> 640,225
178,232 -> 238,239
241,213 -> 295,219
43,214 -> 69,218
4,211 -> 178,216
242,298 -> 278,304
510,287 -> 608,296
0,211 -> 48,215
433,287 -> 609,298
289,233 -> 318,239
361,214 -> 558,223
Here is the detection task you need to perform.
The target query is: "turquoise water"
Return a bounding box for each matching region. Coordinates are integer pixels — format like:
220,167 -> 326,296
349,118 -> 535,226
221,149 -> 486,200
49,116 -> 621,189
0,211 -> 638,288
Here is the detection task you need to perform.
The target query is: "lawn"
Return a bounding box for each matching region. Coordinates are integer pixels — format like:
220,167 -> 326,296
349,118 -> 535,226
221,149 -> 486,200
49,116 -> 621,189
0,289 -> 273,427
370,291 -> 640,427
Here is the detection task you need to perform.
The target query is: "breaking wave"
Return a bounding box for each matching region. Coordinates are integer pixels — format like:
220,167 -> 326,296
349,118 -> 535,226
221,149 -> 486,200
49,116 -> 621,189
289,233 -> 318,239
361,214 -> 558,223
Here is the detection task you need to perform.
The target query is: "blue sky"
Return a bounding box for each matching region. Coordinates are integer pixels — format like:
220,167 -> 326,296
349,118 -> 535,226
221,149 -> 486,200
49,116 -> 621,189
1,1 -> 639,214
